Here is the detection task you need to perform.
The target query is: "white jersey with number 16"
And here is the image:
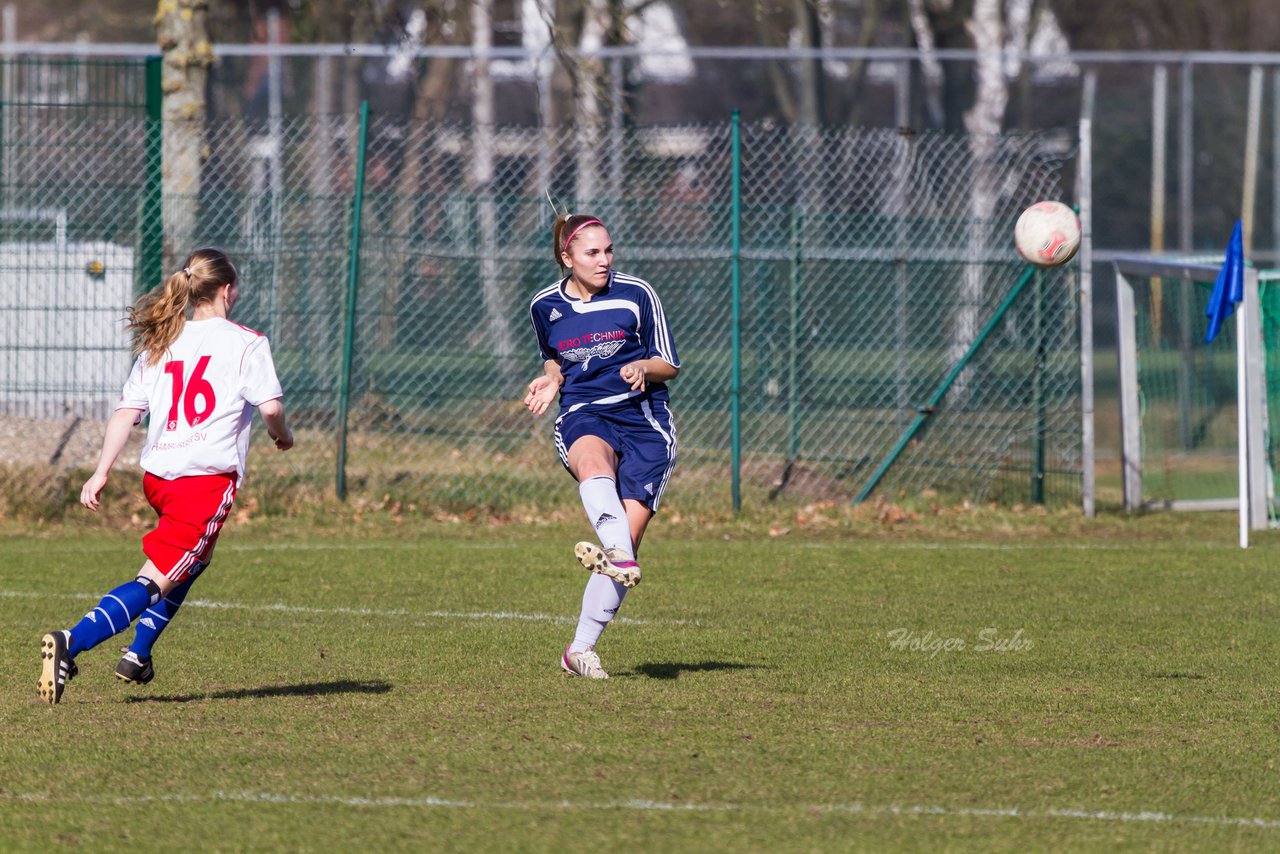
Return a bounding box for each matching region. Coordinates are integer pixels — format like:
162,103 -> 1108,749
116,317 -> 284,482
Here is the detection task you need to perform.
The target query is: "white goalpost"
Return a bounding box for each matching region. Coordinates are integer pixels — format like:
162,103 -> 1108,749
1113,255 -> 1272,546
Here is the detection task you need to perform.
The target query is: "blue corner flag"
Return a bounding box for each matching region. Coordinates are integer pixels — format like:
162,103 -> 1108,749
1205,220 -> 1244,344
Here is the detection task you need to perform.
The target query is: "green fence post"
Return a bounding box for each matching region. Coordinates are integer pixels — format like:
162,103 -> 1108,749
730,110 -> 743,513
1031,268 -> 1046,503
737,111 -> 747,517
0,61 -> 7,215
788,204 -> 802,468
138,56 -> 163,297
336,101 -> 369,501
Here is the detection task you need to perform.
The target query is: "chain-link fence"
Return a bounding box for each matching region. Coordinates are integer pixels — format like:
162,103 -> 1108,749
1,58 -> 1081,515
0,59 -> 157,421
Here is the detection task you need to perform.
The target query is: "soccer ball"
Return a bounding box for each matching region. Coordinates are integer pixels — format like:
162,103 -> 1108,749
1013,201 -> 1080,267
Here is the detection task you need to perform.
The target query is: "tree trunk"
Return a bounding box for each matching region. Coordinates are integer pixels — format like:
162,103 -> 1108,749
574,0 -> 607,204
380,8 -> 461,351
792,0 -> 824,214
795,0 -> 824,126
951,0 -> 1008,398
471,0 -> 517,384
907,0 -> 946,126
155,0 -> 212,268
540,0 -> 639,206
841,0 -> 882,126
756,2 -> 797,123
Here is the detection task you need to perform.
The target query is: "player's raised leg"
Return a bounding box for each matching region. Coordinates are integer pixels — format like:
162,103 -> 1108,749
573,541 -> 641,588
574,494 -> 654,588
572,461 -> 642,587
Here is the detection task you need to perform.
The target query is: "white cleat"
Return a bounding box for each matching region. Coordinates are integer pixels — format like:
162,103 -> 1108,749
574,542 -> 642,588
561,646 -> 609,679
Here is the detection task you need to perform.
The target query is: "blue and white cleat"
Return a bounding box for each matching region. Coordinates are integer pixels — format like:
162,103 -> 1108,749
574,542 -> 641,588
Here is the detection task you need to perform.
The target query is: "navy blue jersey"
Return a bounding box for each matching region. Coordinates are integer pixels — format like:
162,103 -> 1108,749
528,270 -> 680,413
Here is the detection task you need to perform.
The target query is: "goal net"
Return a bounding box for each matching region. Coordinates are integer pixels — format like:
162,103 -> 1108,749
1113,256 -> 1278,527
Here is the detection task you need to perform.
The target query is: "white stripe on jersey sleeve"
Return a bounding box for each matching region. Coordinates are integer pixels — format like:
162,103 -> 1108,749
528,281 -> 562,310
614,272 -> 679,368
528,281 -> 564,361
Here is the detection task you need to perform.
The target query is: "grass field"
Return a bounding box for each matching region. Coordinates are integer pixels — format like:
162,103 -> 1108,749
2,510 -> 1279,851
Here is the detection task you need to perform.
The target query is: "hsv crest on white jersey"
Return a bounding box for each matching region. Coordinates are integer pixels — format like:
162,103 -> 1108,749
116,317 -> 284,482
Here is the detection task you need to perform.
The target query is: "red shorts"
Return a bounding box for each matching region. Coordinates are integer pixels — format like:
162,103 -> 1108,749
142,472 -> 238,584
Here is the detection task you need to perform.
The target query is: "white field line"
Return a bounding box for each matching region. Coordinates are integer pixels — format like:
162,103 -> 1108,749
0,590 -> 692,627
3,538 -> 1243,556
0,541 -> 518,554
797,541 -> 1218,552
3,790 -> 1278,830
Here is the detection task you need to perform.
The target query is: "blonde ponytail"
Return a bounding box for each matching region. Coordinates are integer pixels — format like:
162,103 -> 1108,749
129,248 -> 237,365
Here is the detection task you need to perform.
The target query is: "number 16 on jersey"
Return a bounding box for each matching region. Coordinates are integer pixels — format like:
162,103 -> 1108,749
163,356 -> 217,430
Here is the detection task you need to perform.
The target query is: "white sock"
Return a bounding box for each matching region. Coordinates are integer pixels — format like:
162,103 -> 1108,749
570,572 -> 629,653
578,476 -> 634,559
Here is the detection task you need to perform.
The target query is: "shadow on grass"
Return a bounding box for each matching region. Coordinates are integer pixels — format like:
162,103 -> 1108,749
124,679 -> 393,703
630,662 -> 763,680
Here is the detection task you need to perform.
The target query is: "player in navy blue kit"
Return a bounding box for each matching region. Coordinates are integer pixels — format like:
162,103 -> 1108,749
524,213 -> 680,679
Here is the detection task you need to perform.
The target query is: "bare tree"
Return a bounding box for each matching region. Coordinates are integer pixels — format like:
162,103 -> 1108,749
536,0 -> 595,203
950,0 -> 1007,390
906,0 -> 947,126
796,0 -> 825,126
906,0 -> 982,132
378,4 -> 463,351
535,0 -> 663,202
155,0 -> 213,266
574,0 -> 608,203
1054,0 -> 1280,51
753,0 -> 821,125
832,0 -> 884,126
907,0 -> 1080,393
471,0 -> 518,382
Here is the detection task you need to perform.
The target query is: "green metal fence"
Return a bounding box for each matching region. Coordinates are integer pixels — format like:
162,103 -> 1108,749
1,59 -> 1082,514
0,58 -> 159,420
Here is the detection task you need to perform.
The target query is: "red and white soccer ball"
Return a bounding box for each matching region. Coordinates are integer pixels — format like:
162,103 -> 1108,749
1014,201 -> 1081,267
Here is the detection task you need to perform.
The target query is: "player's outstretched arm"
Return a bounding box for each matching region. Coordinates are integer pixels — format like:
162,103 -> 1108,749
524,360 -> 563,416
80,408 -> 143,512
258,399 -> 294,451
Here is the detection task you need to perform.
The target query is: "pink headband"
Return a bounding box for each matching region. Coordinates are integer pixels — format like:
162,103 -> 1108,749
562,219 -> 603,255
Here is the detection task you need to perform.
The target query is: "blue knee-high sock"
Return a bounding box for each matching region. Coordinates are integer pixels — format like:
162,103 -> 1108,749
128,576 -> 195,659
66,580 -> 158,657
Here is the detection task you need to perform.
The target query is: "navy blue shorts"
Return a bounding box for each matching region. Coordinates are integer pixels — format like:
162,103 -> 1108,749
554,398 -> 678,511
